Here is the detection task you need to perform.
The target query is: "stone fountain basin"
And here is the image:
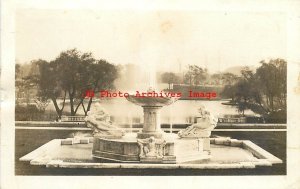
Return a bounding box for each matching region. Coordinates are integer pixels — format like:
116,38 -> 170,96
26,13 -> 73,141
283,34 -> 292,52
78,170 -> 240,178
125,95 -> 178,107
19,134 -> 282,169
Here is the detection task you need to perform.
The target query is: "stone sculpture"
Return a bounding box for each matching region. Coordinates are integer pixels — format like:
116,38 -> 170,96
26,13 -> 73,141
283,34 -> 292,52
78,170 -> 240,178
137,136 -> 166,158
178,107 -> 217,138
85,103 -> 125,139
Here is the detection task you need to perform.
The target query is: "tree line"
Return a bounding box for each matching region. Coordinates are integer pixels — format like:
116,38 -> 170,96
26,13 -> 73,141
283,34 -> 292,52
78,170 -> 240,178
16,48 -> 286,122
160,66 -> 239,89
159,59 -> 287,122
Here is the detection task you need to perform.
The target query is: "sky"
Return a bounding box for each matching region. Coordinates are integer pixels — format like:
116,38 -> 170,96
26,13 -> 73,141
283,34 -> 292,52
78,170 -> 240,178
16,9 -> 287,73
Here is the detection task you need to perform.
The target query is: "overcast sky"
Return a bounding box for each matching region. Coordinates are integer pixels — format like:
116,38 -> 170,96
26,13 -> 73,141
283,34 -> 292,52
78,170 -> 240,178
16,9 -> 286,73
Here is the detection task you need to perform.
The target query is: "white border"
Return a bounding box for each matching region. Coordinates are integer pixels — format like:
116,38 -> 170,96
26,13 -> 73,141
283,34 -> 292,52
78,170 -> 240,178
1,0 -> 300,189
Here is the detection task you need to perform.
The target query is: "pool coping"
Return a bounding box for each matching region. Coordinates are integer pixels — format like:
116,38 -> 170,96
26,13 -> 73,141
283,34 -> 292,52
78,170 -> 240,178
19,137 -> 282,169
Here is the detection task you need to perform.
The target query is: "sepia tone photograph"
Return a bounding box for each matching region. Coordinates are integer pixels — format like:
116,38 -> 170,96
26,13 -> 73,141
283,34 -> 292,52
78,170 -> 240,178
2,0 -> 300,188
14,8 -> 288,176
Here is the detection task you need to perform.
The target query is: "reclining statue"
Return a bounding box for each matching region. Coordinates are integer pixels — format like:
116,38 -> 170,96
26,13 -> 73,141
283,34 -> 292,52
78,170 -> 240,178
178,107 -> 217,138
85,103 -> 125,139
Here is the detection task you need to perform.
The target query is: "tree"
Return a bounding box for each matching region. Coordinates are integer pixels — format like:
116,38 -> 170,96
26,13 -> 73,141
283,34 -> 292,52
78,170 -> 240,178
34,97 -> 50,112
221,85 -> 237,101
221,59 -> 287,121
234,80 -> 252,116
36,49 -> 119,118
15,60 -> 43,105
256,59 -> 287,112
210,72 -> 239,86
37,59 -> 66,118
161,72 -> 180,89
221,72 -> 239,86
81,59 -> 118,115
15,64 -> 23,103
51,49 -> 95,116
184,65 -> 207,86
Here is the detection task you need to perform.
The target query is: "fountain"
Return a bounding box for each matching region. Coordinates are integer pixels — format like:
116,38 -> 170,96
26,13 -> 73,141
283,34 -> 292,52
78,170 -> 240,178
18,61 -> 283,171
19,89 -> 283,170
87,86 -> 218,163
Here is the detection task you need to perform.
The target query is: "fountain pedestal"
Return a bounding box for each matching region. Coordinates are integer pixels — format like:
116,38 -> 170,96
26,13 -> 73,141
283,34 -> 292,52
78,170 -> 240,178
137,106 -> 164,139
125,95 -> 177,139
